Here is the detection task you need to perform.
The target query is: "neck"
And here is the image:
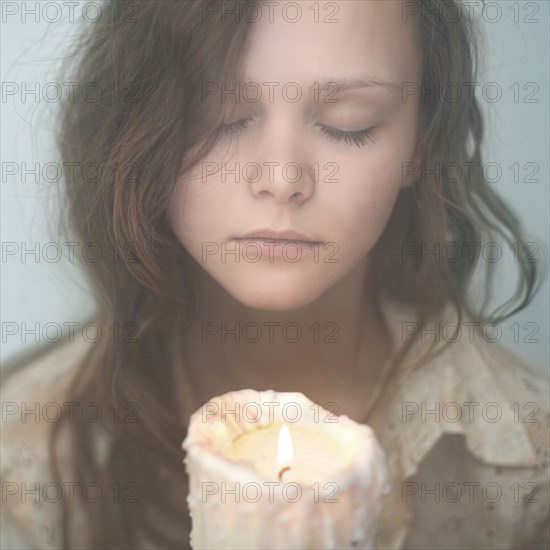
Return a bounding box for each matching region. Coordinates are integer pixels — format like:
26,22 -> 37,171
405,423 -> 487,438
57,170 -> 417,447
180,258 -> 390,421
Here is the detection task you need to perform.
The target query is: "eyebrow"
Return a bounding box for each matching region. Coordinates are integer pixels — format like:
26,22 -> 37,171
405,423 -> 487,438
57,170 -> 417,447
236,74 -> 402,98
316,77 -> 401,95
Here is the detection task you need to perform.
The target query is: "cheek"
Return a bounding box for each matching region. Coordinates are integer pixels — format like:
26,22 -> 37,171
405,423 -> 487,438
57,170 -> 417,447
325,148 -> 405,252
342,119 -> 418,243
168,174 -> 209,258
169,168 -> 226,243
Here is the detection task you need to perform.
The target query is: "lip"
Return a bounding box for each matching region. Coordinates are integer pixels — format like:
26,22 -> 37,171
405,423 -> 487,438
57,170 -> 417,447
235,229 -> 321,243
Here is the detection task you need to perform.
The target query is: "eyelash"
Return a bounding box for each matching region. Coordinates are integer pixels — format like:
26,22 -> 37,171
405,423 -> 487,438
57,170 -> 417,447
317,125 -> 376,148
220,119 -> 251,135
219,119 -> 376,148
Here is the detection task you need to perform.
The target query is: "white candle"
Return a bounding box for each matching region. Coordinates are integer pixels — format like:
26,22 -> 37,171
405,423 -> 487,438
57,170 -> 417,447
183,389 -> 390,549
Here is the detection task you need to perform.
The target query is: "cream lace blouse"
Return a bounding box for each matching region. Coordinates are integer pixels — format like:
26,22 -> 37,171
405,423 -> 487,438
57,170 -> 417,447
2,303 -> 549,549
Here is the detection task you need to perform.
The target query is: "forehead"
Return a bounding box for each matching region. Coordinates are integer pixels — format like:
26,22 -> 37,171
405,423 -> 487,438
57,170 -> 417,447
240,0 -> 422,85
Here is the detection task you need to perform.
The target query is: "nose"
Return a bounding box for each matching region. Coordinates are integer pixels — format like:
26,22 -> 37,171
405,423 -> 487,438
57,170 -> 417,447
247,116 -> 315,206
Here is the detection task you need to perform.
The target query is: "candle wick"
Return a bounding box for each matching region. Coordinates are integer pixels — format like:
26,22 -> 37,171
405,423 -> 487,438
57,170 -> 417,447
278,466 -> 290,482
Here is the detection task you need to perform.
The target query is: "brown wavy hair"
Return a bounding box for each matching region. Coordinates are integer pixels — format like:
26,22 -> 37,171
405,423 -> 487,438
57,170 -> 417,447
45,0 -> 538,548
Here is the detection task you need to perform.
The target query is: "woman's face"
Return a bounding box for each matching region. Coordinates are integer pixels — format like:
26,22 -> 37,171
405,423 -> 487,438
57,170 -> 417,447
169,1 -> 422,310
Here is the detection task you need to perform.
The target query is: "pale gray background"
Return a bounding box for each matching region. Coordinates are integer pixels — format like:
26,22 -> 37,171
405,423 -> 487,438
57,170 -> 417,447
1,1 -> 549,370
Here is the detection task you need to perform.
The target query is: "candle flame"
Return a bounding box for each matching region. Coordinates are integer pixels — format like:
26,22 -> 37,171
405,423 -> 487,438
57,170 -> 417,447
277,424 -> 293,468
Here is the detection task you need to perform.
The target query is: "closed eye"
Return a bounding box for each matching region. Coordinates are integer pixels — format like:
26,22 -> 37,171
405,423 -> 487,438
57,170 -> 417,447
316,125 -> 376,148
219,118 -> 253,135
218,118 -> 377,148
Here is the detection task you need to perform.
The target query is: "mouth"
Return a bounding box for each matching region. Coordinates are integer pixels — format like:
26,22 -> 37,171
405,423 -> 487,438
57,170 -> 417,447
234,238 -> 321,248
234,229 -> 322,245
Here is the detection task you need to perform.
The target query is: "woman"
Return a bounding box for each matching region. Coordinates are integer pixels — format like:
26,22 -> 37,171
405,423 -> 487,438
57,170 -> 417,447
2,1 -> 548,548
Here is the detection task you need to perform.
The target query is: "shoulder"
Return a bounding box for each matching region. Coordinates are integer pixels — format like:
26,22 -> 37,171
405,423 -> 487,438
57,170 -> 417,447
2,328 -> 94,399
401,429 -> 549,549
443,330 -> 549,461
389,325 -> 549,471
379,301 -> 548,469
401,337 -> 550,549
374,304 -> 549,549
1,332 -> 94,548
473,333 -> 548,414
2,329 -> 94,431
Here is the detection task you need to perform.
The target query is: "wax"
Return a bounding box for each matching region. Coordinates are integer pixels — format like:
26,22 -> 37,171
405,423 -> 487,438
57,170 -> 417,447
183,389 -> 390,549
227,422 -> 352,485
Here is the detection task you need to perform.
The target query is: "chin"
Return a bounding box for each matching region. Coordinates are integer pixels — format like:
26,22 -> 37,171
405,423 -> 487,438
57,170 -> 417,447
200,260 -> 353,312
223,280 -> 325,311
